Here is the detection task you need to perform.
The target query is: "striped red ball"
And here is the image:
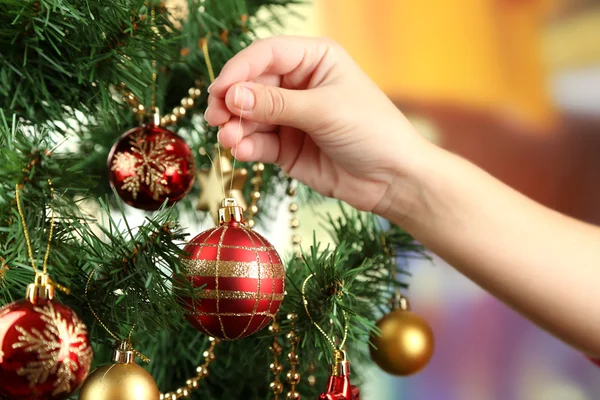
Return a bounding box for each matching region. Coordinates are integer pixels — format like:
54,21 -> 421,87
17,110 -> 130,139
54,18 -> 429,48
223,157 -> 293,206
181,219 -> 285,340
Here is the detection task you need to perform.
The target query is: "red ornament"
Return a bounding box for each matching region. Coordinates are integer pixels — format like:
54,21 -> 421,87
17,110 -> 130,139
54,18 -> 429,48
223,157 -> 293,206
180,198 -> 285,340
588,356 -> 600,367
0,274 -> 93,400
108,122 -> 195,211
319,351 -> 360,400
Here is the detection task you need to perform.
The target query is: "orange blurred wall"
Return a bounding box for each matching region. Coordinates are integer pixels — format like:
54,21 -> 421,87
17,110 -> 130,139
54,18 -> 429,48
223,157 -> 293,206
317,0 -> 556,130
314,0 -> 600,223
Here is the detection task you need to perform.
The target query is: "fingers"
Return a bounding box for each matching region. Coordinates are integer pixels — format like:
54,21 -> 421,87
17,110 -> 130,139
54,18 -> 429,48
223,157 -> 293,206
205,75 -> 281,127
218,117 -> 276,149
207,36 -> 335,98
205,36 -> 341,130
205,96 -> 230,126
223,82 -> 322,131
231,132 -> 281,164
254,73 -> 282,88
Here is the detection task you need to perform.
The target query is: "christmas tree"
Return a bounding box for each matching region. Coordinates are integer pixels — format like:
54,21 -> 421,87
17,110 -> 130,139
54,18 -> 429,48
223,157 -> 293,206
0,1 -> 433,399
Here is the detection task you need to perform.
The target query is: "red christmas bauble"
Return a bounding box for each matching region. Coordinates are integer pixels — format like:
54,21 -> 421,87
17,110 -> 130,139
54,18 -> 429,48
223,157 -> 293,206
318,352 -> 360,400
107,123 -> 195,211
0,298 -> 93,400
588,356 -> 600,367
319,384 -> 361,400
180,199 -> 285,340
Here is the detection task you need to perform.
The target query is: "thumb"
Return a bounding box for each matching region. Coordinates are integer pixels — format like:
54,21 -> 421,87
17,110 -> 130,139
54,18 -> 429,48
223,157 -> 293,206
225,82 -> 318,131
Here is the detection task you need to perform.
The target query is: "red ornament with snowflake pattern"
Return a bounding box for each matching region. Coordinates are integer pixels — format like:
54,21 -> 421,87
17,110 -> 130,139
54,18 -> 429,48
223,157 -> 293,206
180,198 -> 285,340
107,123 -> 195,211
0,275 -> 93,400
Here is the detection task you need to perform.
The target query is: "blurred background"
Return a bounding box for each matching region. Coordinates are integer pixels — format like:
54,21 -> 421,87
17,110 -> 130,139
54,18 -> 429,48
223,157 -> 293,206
253,1 -> 600,399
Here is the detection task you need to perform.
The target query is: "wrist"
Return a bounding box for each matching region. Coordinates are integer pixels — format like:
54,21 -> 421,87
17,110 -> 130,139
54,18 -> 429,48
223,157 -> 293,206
373,135 -> 447,228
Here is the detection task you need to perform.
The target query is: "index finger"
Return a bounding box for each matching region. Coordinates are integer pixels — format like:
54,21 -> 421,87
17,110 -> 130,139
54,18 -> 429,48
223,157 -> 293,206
208,35 -> 334,97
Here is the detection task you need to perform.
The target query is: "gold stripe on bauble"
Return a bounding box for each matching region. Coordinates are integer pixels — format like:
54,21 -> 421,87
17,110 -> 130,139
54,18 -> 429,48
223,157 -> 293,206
198,290 -> 285,301
183,259 -> 285,279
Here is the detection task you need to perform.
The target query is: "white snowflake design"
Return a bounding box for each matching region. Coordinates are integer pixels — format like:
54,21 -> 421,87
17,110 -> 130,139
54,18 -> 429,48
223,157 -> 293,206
12,302 -> 92,396
111,130 -> 183,200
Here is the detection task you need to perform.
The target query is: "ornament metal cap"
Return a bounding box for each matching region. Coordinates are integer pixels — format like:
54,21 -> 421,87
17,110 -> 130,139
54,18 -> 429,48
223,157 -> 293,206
139,107 -> 161,126
331,350 -> 351,377
151,107 -> 161,126
219,198 -> 245,224
392,291 -> 410,311
113,341 -> 136,364
26,272 -> 54,303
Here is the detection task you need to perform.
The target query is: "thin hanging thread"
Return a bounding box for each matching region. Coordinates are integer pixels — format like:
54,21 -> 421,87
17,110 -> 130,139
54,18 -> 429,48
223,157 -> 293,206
301,273 -> 349,352
127,323 -> 137,342
85,266 -> 150,363
15,182 -> 54,274
150,6 -> 158,113
202,36 -> 225,199
0,257 -> 7,283
15,181 -> 69,293
201,35 -> 216,83
206,148 -> 226,208
230,90 -> 245,197
202,36 -> 245,200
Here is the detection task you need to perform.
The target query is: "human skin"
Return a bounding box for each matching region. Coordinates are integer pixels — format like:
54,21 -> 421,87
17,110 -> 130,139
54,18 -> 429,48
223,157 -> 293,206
205,35 -> 600,358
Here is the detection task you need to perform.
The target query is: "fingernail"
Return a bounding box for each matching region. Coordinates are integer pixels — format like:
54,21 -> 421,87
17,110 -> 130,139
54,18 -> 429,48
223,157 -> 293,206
204,105 -> 211,117
207,83 -> 215,93
234,85 -> 255,110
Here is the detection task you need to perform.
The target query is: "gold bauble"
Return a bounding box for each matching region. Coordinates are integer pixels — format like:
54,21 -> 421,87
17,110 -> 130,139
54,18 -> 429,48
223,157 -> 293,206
370,299 -> 434,376
79,342 -> 160,400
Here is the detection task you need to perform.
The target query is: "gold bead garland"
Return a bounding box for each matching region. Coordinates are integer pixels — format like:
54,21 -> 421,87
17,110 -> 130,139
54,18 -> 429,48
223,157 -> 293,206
159,337 -> 220,400
302,274 -> 349,353
285,313 -> 301,400
287,179 -> 301,257
306,364 -> 316,387
119,82 -> 203,125
246,162 -> 264,229
269,317 -> 284,399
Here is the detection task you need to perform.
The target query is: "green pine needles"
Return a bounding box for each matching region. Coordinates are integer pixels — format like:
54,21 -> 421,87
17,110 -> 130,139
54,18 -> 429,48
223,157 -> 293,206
0,1 -> 429,399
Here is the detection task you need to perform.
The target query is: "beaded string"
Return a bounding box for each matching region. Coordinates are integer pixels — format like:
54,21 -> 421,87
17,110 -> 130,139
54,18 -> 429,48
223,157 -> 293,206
15,181 -> 55,275
85,266 -> 150,363
301,273 -> 349,352
15,180 -> 69,293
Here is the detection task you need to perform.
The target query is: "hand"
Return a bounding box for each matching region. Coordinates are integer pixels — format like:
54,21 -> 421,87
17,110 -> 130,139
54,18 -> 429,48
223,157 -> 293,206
205,36 -> 430,216
206,37 -> 600,357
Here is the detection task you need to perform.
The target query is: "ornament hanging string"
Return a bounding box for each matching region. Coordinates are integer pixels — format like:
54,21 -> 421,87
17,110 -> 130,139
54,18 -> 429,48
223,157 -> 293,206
150,6 -> 158,113
302,273 -> 349,352
85,266 -> 150,363
201,36 -> 216,83
15,181 -> 54,275
15,181 -> 69,294
202,36 -> 246,201
230,89 -> 245,197
202,149 -> 227,215
0,256 -> 6,283
202,36 -> 226,201
117,6 -> 201,124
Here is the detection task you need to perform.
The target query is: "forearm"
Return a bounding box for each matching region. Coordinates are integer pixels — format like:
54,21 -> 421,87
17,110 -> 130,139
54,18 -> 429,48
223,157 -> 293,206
387,142 -> 600,355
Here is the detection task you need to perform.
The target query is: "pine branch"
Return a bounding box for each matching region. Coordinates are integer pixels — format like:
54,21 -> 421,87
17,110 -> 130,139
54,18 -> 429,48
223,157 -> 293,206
71,201 -> 193,343
1,2 -> 434,400
0,0 -> 179,126
0,114 -> 93,302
